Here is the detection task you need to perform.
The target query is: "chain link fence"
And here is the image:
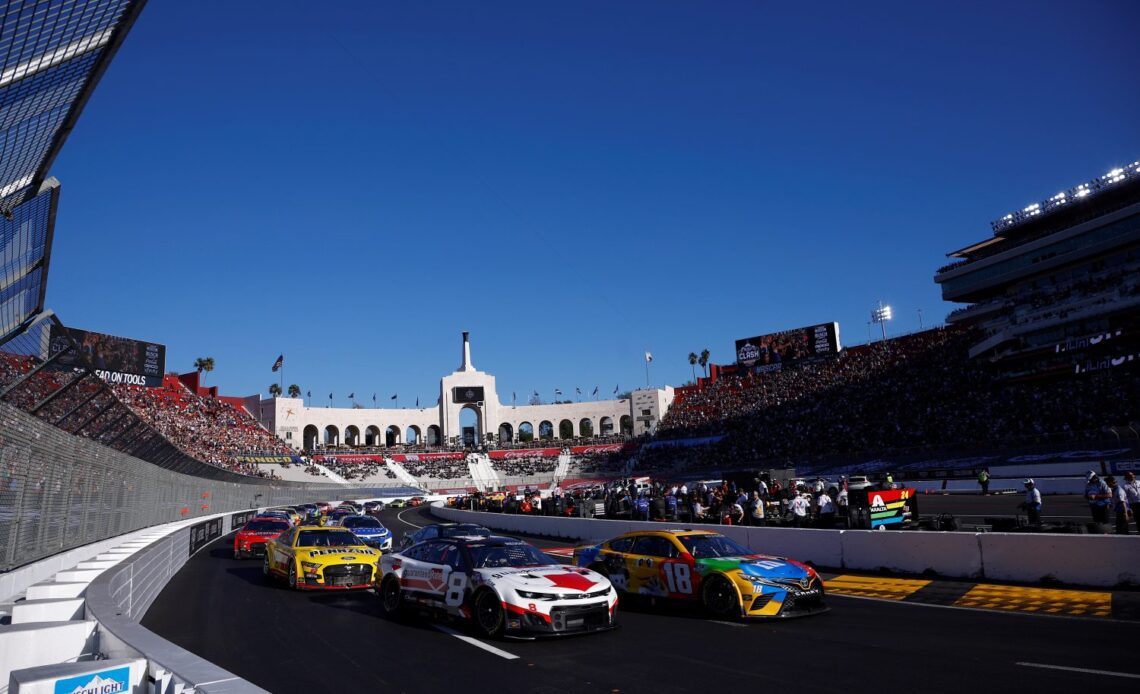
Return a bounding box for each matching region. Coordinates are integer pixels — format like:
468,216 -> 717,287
0,400 -> 391,572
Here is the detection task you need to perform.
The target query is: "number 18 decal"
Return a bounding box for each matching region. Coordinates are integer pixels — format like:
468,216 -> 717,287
663,562 -> 692,594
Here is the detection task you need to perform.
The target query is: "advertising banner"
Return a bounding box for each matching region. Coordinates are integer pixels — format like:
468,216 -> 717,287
230,510 -> 257,531
452,386 -> 485,403
48,325 -> 166,387
861,488 -> 916,529
735,322 -> 841,368
189,517 -> 224,556
233,454 -> 300,465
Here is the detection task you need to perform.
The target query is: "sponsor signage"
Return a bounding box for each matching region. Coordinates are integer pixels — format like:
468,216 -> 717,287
53,666 -> 129,694
232,454 -> 299,465
48,325 -> 166,387
735,322 -> 841,368
230,509 -> 257,531
865,488 -> 915,528
189,517 -> 224,556
452,386 -> 485,404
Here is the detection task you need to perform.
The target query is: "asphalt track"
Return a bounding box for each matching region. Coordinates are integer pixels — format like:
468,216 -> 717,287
143,505 -> 1139,694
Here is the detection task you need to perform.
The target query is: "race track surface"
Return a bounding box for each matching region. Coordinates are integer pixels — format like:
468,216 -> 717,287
142,506 -> 1139,693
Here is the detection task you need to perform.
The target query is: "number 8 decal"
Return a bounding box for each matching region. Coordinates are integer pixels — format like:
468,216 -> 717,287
663,562 -> 692,594
445,571 -> 467,607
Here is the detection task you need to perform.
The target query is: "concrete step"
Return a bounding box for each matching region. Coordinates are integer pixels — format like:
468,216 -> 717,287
54,569 -> 103,583
25,581 -> 87,600
0,620 -> 97,688
10,598 -> 85,624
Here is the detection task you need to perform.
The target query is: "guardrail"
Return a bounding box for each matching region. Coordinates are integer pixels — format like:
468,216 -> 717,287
430,503 -> 1140,587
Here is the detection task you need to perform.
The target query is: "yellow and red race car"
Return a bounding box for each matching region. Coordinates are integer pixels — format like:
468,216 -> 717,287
574,529 -> 826,619
262,526 -> 379,590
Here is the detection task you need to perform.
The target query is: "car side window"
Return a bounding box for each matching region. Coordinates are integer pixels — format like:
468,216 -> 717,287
418,541 -> 450,565
423,527 -> 438,540
608,537 -> 635,553
278,529 -> 297,547
632,536 -> 676,558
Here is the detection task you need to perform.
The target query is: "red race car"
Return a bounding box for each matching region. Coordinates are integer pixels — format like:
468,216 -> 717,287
234,517 -> 291,559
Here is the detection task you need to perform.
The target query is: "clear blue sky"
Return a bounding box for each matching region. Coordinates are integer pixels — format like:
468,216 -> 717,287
45,0 -> 1140,406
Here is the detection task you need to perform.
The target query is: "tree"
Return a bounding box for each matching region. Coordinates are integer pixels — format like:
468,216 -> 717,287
559,420 -> 574,439
699,348 -> 710,377
268,383 -> 282,397
688,352 -> 698,382
519,428 -> 534,443
288,384 -> 301,398
194,357 -> 215,384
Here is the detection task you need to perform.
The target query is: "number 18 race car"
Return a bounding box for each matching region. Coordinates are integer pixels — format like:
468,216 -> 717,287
379,535 -> 617,638
574,529 -> 826,619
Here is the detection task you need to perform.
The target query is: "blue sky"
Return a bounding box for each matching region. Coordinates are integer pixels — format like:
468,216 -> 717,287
45,0 -> 1140,406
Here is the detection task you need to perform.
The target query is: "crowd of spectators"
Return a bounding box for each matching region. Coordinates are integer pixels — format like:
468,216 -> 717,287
647,326 -> 1140,473
307,455 -> 394,481
491,453 -> 559,477
112,383 -> 293,473
402,457 -> 469,480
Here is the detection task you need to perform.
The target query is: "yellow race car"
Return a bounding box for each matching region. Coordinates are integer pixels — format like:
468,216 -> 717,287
262,526 -> 379,590
575,529 -> 826,619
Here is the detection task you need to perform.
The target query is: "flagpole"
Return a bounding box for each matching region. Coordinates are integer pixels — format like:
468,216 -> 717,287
645,358 -> 650,388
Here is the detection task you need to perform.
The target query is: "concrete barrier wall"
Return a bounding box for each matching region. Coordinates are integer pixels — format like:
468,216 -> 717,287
431,504 -> 1138,587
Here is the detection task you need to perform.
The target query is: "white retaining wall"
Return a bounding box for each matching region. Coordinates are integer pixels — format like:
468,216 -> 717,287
431,504 -> 1140,587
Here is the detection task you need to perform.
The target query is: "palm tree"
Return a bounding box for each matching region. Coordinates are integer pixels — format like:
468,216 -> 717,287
268,383 -> 282,397
688,352 -> 698,382
193,357 -> 215,384
699,348 -> 710,378
288,384 -> 301,398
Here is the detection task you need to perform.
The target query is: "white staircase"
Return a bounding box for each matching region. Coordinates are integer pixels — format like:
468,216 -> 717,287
554,452 -> 571,481
385,458 -> 420,486
310,462 -> 348,484
467,453 -> 501,490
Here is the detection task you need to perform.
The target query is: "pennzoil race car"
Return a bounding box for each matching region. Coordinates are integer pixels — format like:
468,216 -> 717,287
574,529 -> 826,619
378,535 -> 617,638
263,526 -> 379,590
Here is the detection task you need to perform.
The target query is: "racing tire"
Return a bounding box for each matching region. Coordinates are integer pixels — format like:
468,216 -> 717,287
379,576 -> 404,618
472,589 -> 505,638
262,554 -> 273,582
287,563 -> 299,590
234,549 -> 242,560
701,574 -> 740,619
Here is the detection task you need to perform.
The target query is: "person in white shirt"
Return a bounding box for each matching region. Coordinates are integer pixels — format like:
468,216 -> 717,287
748,491 -> 765,526
1019,479 -> 1042,525
1123,472 -> 1140,532
790,494 -> 810,527
817,489 -> 836,528
757,479 -> 769,499
1107,475 -> 1132,535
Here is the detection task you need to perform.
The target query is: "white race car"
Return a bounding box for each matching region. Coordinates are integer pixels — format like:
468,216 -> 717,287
378,535 -> 617,638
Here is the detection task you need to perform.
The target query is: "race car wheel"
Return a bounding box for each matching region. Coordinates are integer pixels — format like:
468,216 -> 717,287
702,575 -> 739,618
262,554 -> 272,581
473,589 -> 505,638
379,576 -> 404,617
287,563 -> 298,590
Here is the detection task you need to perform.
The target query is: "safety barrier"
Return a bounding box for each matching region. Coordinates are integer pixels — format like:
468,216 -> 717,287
430,504 -> 1140,587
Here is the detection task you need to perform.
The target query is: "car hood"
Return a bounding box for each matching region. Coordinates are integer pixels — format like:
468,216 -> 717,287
697,555 -> 809,581
476,565 -> 611,595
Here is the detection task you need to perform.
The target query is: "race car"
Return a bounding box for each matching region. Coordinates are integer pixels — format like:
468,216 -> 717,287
258,510 -> 293,525
574,529 -> 826,619
340,515 -> 393,551
378,535 -> 617,638
233,517 -> 291,559
397,522 -> 491,551
408,496 -> 426,507
262,526 -> 379,590
387,498 -> 408,509
326,507 -> 355,526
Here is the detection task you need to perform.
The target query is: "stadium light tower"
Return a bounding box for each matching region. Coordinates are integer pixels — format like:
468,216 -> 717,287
870,302 -> 893,341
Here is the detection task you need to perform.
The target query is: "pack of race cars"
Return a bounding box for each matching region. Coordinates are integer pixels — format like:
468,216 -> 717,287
231,500 -> 827,638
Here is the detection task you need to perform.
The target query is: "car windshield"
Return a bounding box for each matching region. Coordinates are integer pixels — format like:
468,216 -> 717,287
344,518 -> 382,529
296,531 -> 361,547
469,542 -> 549,569
678,534 -> 753,559
246,521 -> 288,532
443,525 -> 490,538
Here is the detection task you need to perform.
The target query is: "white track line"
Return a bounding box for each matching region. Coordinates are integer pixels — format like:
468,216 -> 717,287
432,624 -> 520,660
395,507 -> 423,529
1016,663 -> 1140,679
710,620 -> 748,628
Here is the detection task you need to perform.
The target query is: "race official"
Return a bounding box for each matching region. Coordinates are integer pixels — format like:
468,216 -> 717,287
816,489 -> 836,528
1106,476 -> 1132,535
1085,471 -> 1111,525
1123,472 -> 1140,532
1019,479 -> 1042,525
789,493 -> 810,528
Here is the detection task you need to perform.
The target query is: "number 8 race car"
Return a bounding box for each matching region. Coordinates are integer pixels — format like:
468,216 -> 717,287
378,535 -> 617,638
574,529 -> 827,619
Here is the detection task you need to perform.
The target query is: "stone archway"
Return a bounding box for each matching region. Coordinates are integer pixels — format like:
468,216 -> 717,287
459,404 -> 482,447
518,422 -> 534,443
558,419 -> 574,439
539,421 -> 553,440
365,425 -> 381,446
498,422 -> 514,444
407,425 -> 423,445
579,418 -> 593,437
344,425 -> 360,446
324,425 -> 340,447
385,425 -> 401,446
600,416 -> 614,436
426,425 -> 441,446
303,424 -> 319,450
620,415 -> 633,435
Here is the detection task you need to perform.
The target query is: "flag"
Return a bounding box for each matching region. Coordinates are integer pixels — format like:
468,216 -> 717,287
328,393 -> 332,399
614,385 -> 619,394
512,391 -> 516,402
533,390 -> 539,397
348,393 -> 355,399
271,354 -> 283,372
554,388 -> 562,395
576,387 -> 581,394
416,397 -> 419,407
372,394 -> 376,403
306,390 -> 311,398
645,351 -> 653,363
391,394 -> 397,400
593,386 -> 598,395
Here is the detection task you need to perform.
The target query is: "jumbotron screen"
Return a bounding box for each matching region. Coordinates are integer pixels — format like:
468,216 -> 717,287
48,325 -> 166,387
735,322 -> 841,370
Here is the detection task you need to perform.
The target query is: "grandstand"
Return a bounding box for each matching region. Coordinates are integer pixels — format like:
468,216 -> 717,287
936,161 -> 1140,376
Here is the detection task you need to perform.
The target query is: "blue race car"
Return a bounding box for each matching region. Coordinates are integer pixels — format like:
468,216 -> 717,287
339,515 -> 393,551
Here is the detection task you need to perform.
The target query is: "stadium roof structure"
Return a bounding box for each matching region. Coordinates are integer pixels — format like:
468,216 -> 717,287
0,0 -> 146,217
0,0 -> 146,342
